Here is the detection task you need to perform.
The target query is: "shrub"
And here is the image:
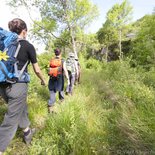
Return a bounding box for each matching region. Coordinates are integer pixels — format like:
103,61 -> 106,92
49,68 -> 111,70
85,58 -> 102,71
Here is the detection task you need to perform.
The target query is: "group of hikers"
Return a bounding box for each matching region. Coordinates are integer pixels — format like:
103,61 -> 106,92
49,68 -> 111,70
0,18 -> 80,154
48,48 -> 80,113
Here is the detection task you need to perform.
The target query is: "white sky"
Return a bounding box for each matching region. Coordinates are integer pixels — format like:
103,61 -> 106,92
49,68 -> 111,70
0,1 -> 32,30
0,0 -> 44,53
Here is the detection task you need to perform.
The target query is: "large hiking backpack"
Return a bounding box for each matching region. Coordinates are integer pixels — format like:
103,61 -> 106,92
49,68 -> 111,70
0,27 -> 29,84
66,57 -> 75,74
48,57 -> 63,78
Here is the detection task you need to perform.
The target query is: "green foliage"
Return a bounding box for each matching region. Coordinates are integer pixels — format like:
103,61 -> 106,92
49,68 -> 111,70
30,19 -> 56,45
34,0 -> 98,51
100,61 -> 155,153
130,14 -> 155,68
1,56 -> 155,154
2,1 -> 155,154
107,0 -> 133,29
142,67 -> 155,88
106,0 -> 133,59
29,67 -> 107,155
85,58 -> 103,71
97,21 -> 118,45
7,0 -> 99,54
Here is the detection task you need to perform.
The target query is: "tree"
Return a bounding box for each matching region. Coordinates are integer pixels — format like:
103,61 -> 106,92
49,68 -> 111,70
97,21 -> 117,61
130,14 -> 155,68
8,0 -> 99,57
107,0 -> 133,60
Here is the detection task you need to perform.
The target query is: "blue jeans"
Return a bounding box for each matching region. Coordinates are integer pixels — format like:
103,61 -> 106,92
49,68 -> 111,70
48,90 -> 64,107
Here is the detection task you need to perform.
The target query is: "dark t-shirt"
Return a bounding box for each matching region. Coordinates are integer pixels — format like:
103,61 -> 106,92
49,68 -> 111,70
17,40 -> 37,72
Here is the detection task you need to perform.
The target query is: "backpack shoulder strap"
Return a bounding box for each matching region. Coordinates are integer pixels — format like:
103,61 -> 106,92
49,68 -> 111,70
14,39 -> 29,79
14,39 -> 26,58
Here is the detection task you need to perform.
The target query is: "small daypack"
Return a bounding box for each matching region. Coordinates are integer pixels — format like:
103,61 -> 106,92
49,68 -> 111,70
48,57 -> 63,78
66,57 -> 75,74
0,27 -> 29,84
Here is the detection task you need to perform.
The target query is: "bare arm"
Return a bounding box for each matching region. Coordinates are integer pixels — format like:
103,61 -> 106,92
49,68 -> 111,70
32,63 -> 46,85
63,61 -> 69,79
63,61 -> 70,85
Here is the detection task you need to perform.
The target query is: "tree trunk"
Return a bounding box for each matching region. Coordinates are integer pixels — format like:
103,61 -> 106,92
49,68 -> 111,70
105,46 -> 109,62
119,29 -> 122,60
61,0 -> 78,58
70,27 -> 78,58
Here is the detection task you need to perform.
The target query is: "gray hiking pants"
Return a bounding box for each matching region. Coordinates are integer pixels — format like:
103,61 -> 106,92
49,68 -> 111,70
48,90 -> 64,107
66,74 -> 75,94
0,83 -> 30,152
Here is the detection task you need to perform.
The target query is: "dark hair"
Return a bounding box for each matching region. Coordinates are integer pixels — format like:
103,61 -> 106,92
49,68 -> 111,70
8,18 -> 27,35
54,48 -> 61,56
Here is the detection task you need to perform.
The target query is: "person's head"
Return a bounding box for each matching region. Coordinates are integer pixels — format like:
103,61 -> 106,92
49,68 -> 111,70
68,52 -> 75,58
8,18 -> 27,39
54,48 -> 61,56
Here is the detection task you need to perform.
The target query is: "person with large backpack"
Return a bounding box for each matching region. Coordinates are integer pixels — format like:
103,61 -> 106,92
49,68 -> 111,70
65,52 -> 79,95
0,18 -> 46,154
48,48 -> 69,113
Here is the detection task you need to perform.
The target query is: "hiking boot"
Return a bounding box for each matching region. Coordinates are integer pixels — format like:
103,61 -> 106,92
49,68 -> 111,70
24,128 -> 36,145
59,98 -> 64,104
48,106 -> 55,113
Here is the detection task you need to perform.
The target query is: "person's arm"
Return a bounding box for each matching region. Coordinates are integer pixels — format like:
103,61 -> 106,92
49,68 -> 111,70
63,61 -> 70,85
27,42 -> 46,85
32,63 -> 46,85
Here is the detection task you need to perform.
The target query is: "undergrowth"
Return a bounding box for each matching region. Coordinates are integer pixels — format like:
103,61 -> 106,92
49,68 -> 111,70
1,59 -> 155,155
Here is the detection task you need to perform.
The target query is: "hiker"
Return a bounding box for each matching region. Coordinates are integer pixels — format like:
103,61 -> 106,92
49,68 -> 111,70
48,48 -> 69,113
0,18 -> 46,154
66,52 -> 79,95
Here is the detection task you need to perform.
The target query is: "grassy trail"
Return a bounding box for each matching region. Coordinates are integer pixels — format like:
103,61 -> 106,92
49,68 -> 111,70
2,69 -> 111,155
2,61 -> 155,154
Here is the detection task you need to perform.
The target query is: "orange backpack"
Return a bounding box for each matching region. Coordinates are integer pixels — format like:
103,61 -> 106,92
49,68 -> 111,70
48,58 -> 63,77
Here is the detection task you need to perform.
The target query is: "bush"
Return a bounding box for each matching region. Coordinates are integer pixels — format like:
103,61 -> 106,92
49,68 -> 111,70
85,58 -> 102,71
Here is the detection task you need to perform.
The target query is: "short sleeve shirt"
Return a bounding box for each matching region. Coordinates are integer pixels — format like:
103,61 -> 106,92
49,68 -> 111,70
17,40 -> 37,72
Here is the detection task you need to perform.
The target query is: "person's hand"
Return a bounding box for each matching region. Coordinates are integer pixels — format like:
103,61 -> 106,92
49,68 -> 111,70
41,79 -> 46,86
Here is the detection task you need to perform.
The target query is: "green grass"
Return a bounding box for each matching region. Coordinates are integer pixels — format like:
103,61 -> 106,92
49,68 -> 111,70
1,59 -> 155,154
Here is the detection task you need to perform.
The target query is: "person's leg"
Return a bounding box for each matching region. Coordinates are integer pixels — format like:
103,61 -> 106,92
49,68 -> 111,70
66,84 -> 70,94
48,90 -> 56,106
70,74 -> 76,95
78,66 -> 81,84
0,87 -> 7,155
48,90 -> 56,113
18,101 -> 35,144
0,83 -> 28,152
66,74 -> 71,94
18,103 -> 30,129
59,91 -> 64,102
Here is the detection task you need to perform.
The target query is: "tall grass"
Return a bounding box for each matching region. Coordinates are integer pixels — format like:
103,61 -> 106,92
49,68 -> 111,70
2,58 -> 155,154
29,69 -> 108,155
